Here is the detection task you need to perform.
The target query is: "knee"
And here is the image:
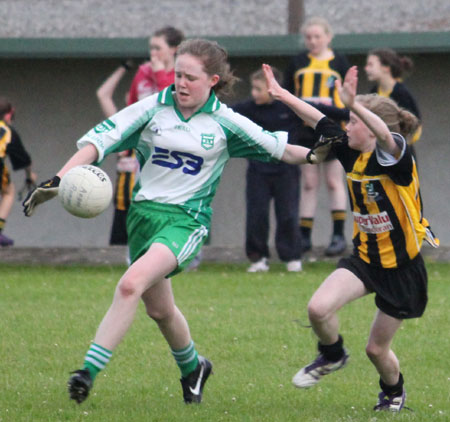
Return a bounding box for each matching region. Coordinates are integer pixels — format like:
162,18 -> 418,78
365,342 -> 385,361
307,299 -> 331,323
117,274 -> 140,298
303,179 -> 317,192
326,178 -> 342,192
146,303 -> 174,323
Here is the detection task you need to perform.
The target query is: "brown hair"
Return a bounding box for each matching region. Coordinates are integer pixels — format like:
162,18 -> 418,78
0,97 -> 12,119
153,26 -> 185,48
176,38 -> 239,97
250,67 -> 282,84
368,48 -> 413,79
356,94 -> 419,140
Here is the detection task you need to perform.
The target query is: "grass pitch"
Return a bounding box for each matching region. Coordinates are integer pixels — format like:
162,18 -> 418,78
1,261 -> 449,422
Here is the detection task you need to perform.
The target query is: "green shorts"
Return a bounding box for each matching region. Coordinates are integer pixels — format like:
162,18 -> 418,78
126,201 -> 209,277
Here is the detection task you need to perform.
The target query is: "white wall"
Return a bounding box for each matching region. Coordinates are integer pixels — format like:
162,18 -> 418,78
1,55 -> 449,248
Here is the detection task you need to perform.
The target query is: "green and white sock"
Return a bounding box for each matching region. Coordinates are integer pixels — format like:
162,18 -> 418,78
83,343 -> 112,381
171,340 -> 199,378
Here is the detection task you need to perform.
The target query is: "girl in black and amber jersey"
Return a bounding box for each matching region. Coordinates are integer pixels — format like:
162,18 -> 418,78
263,64 -> 438,413
284,17 -> 351,257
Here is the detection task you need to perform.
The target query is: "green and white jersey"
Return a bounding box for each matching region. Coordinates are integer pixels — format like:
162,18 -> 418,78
77,85 -> 287,225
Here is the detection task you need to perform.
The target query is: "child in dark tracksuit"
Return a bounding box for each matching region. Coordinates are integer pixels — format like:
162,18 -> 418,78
232,68 -> 302,272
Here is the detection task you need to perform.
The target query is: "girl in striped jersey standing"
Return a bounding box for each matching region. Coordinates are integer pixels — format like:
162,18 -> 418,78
263,63 -> 438,412
284,17 -> 350,256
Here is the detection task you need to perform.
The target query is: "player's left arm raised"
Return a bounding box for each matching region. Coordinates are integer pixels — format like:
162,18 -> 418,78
337,66 -> 400,156
262,64 -> 338,165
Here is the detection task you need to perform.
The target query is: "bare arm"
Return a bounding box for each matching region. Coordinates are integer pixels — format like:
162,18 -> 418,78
262,64 -> 325,128
96,66 -> 127,117
56,144 -> 99,178
337,66 -> 400,156
281,144 -> 311,165
262,64 -> 331,165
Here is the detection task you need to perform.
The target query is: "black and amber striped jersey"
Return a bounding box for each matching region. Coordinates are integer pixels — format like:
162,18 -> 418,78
284,51 -> 350,107
284,51 -> 350,147
0,120 -> 12,159
316,118 -> 434,268
0,120 -> 12,189
114,149 -> 137,211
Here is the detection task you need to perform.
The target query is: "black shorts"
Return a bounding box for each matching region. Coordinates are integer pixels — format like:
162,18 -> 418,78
337,254 -> 428,319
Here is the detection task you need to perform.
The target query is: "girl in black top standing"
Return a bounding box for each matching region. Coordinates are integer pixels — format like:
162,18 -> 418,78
365,48 -> 422,156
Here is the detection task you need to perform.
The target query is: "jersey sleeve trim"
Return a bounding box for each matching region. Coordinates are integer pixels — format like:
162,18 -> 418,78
77,95 -> 159,162
375,133 -> 406,167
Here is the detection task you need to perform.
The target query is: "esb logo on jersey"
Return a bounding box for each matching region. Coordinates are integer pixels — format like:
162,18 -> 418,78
353,211 -> 394,234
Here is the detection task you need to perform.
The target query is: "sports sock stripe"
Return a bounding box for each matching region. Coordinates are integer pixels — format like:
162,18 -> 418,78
87,350 -> 110,364
171,341 -> 194,357
83,343 -> 112,379
171,340 -> 199,377
84,356 -> 106,370
91,343 -> 113,358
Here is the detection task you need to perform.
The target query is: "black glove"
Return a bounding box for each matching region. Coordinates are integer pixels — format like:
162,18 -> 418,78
22,176 -> 60,217
306,117 -> 346,164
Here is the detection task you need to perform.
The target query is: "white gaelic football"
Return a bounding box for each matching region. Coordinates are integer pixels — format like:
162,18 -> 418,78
59,165 -> 113,218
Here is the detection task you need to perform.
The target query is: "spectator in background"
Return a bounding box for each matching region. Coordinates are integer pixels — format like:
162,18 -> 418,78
284,17 -> 350,257
365,48 -> 422,158
233,68 -> 302,272
96,62 -> 139,245
127,26 -> 185,104
96,24 -> 184,246
0,97 -> 36,246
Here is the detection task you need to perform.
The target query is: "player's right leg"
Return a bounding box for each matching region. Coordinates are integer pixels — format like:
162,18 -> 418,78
68,243 -> 177,404
141,281 -> 212,404
367,310 -> 406,412
293,268 -> 368,388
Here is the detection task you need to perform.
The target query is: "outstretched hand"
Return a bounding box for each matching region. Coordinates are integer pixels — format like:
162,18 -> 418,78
22,176 -> 60,217
336,66 -> 358,108
262,64 -> 286,101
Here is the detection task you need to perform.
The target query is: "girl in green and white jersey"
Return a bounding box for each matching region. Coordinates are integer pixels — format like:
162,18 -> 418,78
23,39 -> 319,405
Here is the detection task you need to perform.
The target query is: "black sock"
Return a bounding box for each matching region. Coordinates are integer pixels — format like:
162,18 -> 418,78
331,210 -> 346,236
300,218 -> 313,239
318,335 -> 344,362
380,373 -> 404,397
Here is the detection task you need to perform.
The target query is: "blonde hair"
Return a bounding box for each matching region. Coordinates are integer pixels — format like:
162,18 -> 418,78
301,17 -> 333,38
356,94 -> 419,140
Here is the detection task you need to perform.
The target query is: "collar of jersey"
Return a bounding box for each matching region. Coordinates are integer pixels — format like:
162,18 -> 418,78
158,84 -> 221,122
